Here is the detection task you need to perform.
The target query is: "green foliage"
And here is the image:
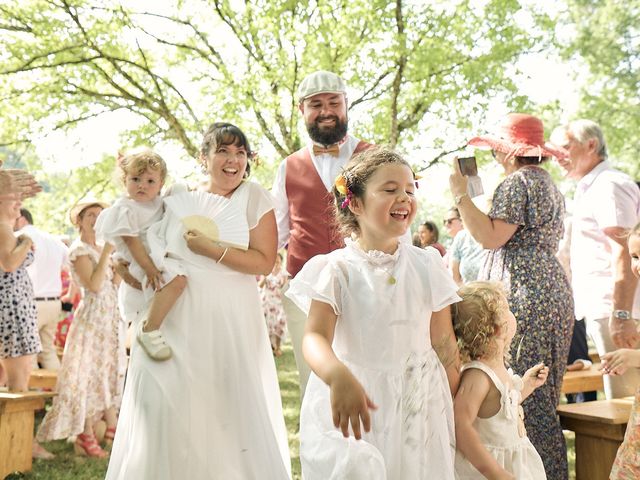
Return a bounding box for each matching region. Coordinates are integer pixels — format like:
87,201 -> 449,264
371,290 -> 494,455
0,0 -> 600,230
21,154 -> 120,236
560,0 -> 640,177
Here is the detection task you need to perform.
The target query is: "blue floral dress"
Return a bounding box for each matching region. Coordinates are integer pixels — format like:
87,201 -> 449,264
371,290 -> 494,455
0,251 -> 40,358
479,166 -> 574,480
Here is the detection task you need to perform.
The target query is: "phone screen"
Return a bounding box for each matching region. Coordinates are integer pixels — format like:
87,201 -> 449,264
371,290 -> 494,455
457,156 -> 478,176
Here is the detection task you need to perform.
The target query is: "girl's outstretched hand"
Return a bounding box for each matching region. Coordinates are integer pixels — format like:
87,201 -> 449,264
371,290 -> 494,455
523,363 -> 548,390
329,365 -> 377,440
601,349 -> 640,376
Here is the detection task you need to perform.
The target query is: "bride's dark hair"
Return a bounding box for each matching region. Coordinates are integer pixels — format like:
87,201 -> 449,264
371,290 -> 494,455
200,122 -> 255,177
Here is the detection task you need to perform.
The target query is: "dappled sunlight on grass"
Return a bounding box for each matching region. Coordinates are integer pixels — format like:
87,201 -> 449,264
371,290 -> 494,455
275,340 -> 302,479
24,339 -> 575,479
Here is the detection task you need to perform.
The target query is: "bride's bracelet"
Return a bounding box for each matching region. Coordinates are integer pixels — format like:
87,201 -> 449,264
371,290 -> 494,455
217,247 -> 229,264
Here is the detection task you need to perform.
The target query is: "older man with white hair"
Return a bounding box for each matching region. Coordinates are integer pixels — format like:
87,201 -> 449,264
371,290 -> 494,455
551,119 -> 640,399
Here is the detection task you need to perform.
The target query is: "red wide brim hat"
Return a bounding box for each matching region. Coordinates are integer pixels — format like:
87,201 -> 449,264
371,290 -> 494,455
468,113 -> 568,159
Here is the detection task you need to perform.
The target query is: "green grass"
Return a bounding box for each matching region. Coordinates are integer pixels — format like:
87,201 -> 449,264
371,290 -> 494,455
22,341 -> 302,480
21,342 -> 576,479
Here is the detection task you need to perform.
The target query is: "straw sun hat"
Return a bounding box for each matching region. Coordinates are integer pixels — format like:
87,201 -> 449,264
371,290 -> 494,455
68,195 -> 108,226
467,113 -> 567,160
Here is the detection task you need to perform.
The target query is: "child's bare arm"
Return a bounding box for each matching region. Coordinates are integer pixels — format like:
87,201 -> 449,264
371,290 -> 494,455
303,299 -> 376,440
454,371 -> 515,480
521,363 -> 549,401
431,305 -> 461,395
122,235 -> 162,290
601,349 -> 640,376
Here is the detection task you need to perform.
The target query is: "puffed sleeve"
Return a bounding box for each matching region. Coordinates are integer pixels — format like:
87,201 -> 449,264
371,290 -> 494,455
285,253 -> 345,316
488,173 -> 528,226
420,247 -> 461,312
163,182 -> 189,197
68,242 -> 93,263
95,198 -> 141,243
245,182 -> 275,230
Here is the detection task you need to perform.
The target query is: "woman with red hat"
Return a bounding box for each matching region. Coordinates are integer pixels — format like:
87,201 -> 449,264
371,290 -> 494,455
449,113 -> 574,479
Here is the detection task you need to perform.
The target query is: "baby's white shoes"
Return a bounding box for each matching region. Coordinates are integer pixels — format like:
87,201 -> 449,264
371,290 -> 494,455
137,321 -> 172,361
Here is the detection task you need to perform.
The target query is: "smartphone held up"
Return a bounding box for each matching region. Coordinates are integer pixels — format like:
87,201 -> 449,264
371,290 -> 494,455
457,156 -> 478,176
457,156 -> 484,198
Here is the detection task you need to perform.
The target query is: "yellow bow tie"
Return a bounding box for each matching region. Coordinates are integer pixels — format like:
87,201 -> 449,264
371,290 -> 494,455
312,144 -> 340,157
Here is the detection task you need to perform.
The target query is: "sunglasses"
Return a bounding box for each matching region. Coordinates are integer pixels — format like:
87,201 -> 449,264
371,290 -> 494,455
443,218 -> 460,226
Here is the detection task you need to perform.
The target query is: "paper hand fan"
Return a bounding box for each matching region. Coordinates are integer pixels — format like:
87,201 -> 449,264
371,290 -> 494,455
163,191 -> 249,251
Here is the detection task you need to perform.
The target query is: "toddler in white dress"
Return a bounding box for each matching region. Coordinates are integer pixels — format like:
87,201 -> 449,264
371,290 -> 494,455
96,148 -> 186,361
452,281 -> 548,479
287,147 -> 461,479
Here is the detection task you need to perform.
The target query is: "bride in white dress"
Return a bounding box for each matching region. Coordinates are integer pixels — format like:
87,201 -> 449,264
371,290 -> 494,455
106,123 -> 291,480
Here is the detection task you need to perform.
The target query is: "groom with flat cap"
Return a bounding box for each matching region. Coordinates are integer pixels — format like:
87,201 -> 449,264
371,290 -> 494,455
271,71 -> 372,397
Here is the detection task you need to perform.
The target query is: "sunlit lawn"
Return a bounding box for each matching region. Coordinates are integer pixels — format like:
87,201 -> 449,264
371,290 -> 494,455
22,341 -> 576,479
22,341 -> 302,480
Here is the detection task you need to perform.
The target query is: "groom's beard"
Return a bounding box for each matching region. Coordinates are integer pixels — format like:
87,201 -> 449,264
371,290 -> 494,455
306,115 -> 349,146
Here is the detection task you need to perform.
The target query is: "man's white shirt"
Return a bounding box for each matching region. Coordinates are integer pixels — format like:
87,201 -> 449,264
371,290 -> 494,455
570,160 -> 640,320
17,224 -> 69,297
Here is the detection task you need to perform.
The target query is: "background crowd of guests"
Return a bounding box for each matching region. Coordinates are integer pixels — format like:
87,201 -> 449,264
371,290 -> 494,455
0,70 -> 638,479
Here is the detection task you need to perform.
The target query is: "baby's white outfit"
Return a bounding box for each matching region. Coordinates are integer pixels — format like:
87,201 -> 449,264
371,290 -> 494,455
96,190 -> 185,323
454,361 -> 547,479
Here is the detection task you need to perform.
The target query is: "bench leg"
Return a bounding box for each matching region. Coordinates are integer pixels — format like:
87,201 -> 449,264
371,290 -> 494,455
0,398 -> 45,478
575,433 -> 621,480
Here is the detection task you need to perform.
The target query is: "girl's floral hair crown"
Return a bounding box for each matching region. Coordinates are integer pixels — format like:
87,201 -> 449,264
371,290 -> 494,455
333,169 -> 422,209
334,172 -> 353,208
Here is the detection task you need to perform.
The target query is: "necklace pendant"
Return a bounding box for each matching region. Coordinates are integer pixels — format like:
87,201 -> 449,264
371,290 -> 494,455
388,275 -> 396,285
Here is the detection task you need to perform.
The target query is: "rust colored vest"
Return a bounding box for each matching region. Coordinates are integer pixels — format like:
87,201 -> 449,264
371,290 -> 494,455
285,141 -> 371,277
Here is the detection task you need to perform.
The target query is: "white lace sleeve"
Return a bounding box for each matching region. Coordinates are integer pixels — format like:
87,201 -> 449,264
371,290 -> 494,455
95,199 -> 140,243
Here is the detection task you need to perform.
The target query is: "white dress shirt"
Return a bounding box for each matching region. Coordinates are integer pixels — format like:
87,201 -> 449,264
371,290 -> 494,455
18,224 -> 69,297
570,161 -> 640,320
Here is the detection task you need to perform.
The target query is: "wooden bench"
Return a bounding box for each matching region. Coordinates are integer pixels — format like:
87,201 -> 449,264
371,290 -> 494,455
0,391 -> 56,479
28,369 -> 58,391
558,397 -> 632,480
562,363 -> 604,394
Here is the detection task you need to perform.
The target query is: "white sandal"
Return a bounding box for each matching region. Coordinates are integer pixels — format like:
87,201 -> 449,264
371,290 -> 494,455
137,321 -> 172,361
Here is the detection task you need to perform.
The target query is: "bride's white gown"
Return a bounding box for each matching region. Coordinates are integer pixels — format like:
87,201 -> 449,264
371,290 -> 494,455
106,181 -> 291,480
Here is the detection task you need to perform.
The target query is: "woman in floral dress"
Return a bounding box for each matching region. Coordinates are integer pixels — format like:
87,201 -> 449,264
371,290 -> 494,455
259,252 -> 288,356
605,223 -> 640,479
37,198 -> 127,458
450,113 -> 574,479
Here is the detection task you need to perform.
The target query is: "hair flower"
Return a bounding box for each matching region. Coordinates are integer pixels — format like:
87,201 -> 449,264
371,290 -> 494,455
413,171 -> 422,189
334,173 -> 348,195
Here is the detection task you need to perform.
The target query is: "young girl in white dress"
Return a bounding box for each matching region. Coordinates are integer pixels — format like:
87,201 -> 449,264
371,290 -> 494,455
105,123 -> 290,480
96,148 -> 186,361
286,147 -> 461,479
453,281 -> 548,480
